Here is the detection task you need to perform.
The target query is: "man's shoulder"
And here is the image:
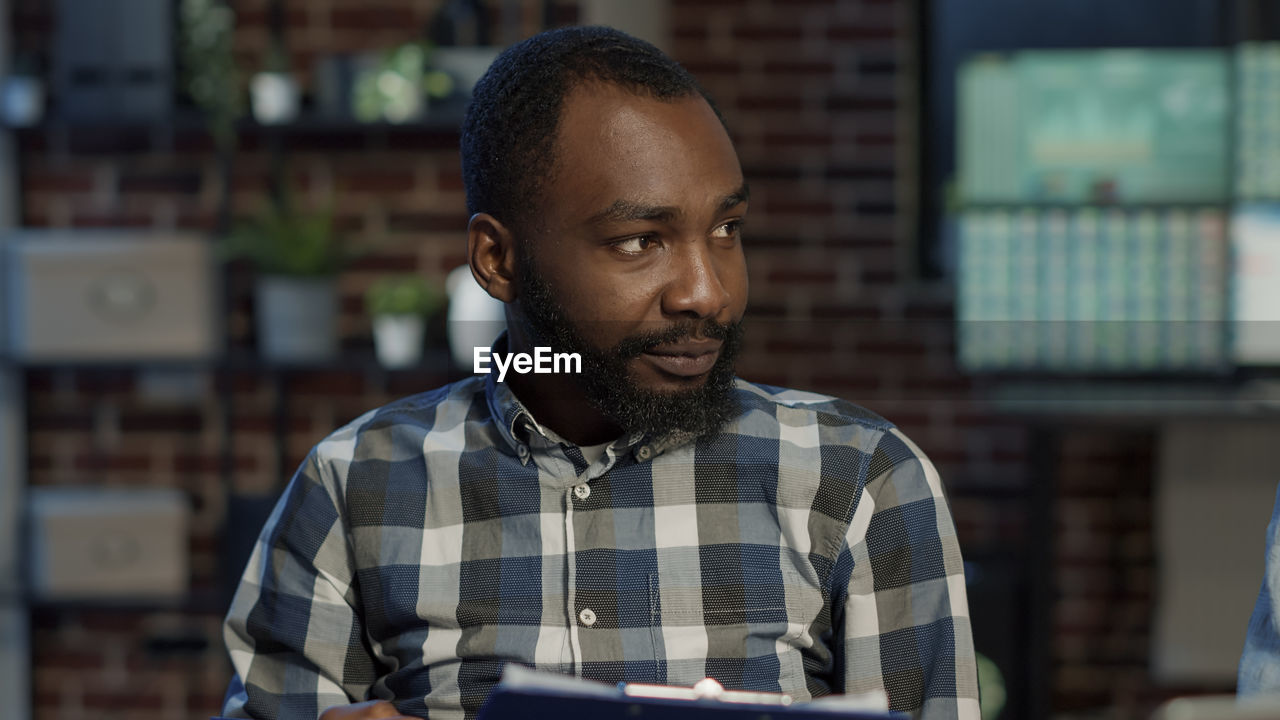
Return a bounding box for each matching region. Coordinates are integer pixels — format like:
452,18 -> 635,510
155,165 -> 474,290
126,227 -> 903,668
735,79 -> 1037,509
312,375 -> 489,461
730,378 -> 928,476
731,378 -> 895,432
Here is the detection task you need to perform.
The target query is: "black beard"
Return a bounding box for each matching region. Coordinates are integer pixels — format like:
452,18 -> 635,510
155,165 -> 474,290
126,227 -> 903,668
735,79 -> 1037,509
513,246 -> 743,441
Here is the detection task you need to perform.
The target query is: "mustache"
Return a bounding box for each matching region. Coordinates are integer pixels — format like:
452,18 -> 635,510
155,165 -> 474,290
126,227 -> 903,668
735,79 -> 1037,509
610,318 -> 741,360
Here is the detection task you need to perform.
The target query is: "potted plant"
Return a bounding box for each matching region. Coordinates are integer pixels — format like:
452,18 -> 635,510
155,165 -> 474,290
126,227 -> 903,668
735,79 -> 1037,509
250,20 -> 300,125
223,198 -> 347,363
179,0 -> 243,149
365,274 -> 445,369
352,42 -> 454,124
179,0 -> 244,236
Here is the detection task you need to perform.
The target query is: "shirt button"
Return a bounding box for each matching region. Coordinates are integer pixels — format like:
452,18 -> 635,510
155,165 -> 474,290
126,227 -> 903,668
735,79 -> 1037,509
573,484 -> 591,500
517,445 -> 529,460
578,608 -> 597,627
637,445 -> 652,460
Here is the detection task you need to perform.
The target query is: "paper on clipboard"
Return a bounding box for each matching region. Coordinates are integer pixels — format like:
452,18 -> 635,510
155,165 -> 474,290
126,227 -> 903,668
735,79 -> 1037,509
478,664 -> 899,720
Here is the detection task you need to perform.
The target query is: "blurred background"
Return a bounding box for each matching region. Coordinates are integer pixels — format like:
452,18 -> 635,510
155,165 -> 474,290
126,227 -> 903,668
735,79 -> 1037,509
1,0 -> 1279,718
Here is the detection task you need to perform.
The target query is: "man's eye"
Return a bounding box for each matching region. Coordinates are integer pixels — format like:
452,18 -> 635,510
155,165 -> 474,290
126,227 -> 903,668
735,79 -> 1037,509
712,221 -> 743,239
613,235 -> 657,254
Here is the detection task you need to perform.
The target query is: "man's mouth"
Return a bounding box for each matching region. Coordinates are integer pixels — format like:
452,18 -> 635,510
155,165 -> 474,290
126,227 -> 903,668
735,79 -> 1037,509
640,339 -> 722,378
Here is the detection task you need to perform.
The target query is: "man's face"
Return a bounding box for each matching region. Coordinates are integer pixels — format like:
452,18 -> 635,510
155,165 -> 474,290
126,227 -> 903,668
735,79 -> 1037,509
513,82 -> 750,439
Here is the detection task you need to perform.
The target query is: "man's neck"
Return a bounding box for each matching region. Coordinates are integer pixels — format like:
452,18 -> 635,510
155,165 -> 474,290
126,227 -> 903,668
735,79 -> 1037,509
502,331 -> 623,446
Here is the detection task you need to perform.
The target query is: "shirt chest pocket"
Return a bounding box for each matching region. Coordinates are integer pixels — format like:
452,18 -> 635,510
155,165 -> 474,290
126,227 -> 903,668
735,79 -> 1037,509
649,571 -> 809,688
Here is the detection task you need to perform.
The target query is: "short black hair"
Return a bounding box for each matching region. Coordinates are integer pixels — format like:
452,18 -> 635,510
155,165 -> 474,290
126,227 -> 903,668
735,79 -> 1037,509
460,25 -> 723,231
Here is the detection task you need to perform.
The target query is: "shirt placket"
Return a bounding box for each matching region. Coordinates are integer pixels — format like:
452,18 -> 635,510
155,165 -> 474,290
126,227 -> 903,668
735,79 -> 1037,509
525,431 -> 592,673
564,479 -> 582,673
563,472 -> 602,674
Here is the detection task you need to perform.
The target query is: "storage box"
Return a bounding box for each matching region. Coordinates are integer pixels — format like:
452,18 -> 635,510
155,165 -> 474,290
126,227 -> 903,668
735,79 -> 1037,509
27,486 -> 189,600
53,0 -> 172,122
4,231 -> 220,362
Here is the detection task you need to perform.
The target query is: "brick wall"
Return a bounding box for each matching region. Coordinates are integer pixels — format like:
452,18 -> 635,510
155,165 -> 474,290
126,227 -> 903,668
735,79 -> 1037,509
12,0 -> 1222,718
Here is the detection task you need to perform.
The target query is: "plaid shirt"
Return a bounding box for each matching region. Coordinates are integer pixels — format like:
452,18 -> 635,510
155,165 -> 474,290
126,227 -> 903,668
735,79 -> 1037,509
222,372 -> 979,719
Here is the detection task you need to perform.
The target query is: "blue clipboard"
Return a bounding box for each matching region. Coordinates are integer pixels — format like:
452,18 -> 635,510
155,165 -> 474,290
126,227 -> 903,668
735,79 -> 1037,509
477,666 -> 902,720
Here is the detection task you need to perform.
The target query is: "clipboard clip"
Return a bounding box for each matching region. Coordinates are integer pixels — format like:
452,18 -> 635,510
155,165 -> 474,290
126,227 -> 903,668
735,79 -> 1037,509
620,677 -> 794,706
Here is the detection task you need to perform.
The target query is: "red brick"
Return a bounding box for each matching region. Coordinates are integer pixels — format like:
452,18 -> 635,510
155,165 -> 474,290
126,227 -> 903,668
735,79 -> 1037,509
764,337 -> 836,354
212,371 -> 266,395
84,690 -> 165,711
902,300 -> 953,321
24,169 -> 95,194
809,373 -> 883,394
825,165 -> 896,181
827,25 -> 899,41
337,169 -> 416,194
859,268 -> 897,285
822,234 -> 895,248
349,252 -> 422,273
855,132 -> 896,146
176,210 -> 219,230
341,294 -> 367,314
173,453 -> 258,473
762,60 -> 836,74
765,269 -> 837,285
760,197 -> 835,215
387,212 -> 469,233
857,339 -> 928,357
329,7 -> 417,31
28,412 -> 95,432
79,611 -> 148,633
762,131 -> 834,148
32,649 -> 105,671
825,95 -> 897,112
74,369 -> 136,394
744,303 -> 787,318
189,691 -> 231,714
118,170 -> 203,194
673,26 -> 710,41
811,303 -> 882,320
284,370 -> 366,397
732,24 -> 804,41
682,60 -> 742,76
119,410 -> 205,433
73,453 -> 154,472
71,212 -> 155,228
438,168 -> 465,192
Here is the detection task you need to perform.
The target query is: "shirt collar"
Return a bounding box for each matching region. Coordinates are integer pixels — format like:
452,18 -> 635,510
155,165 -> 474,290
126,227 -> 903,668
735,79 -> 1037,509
481,331 -> 712,463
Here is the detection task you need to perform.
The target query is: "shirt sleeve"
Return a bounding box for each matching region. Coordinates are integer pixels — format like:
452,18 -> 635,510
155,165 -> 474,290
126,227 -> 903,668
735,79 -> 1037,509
1239,481 -> 1280,695
221,451 -> 378,719
836,427 -> 980,719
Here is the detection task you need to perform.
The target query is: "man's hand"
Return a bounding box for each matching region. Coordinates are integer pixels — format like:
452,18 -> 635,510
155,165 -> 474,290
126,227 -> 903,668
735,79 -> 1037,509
319,700 -> 418,719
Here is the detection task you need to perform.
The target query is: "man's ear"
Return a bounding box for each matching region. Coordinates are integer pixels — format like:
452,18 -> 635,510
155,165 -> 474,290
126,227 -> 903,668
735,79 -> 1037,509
467,212 -> 519,303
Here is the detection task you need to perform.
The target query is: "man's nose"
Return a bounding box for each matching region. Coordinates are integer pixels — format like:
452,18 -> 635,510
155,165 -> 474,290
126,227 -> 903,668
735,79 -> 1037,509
661,241 -> 733,320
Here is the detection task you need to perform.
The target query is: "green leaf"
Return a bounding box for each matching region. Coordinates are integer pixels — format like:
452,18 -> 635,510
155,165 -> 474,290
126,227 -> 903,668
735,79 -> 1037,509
365,274 -> 446,316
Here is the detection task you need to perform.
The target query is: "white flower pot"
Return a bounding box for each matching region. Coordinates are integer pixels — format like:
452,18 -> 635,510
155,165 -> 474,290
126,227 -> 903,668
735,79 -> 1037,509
250,72 -> 300,125
445,265 -> 507,370
372,314 -> 425,369
256,276 -> 338,364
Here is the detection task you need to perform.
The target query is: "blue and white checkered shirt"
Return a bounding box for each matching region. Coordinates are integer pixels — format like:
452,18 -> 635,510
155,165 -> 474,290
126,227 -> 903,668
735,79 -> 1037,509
221,372 -> 979,719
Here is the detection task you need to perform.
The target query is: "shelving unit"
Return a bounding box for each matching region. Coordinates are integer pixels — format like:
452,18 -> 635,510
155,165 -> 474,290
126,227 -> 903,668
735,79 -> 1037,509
926,3 -> 1280,716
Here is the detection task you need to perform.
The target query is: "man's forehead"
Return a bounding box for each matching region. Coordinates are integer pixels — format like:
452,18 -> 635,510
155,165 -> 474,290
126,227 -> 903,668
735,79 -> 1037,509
557,80 -> 711,141
542,83 -> 743,217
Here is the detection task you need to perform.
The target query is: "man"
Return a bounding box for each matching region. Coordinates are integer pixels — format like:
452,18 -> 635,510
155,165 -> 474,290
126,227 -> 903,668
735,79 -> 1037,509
222,26 -> 979,720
